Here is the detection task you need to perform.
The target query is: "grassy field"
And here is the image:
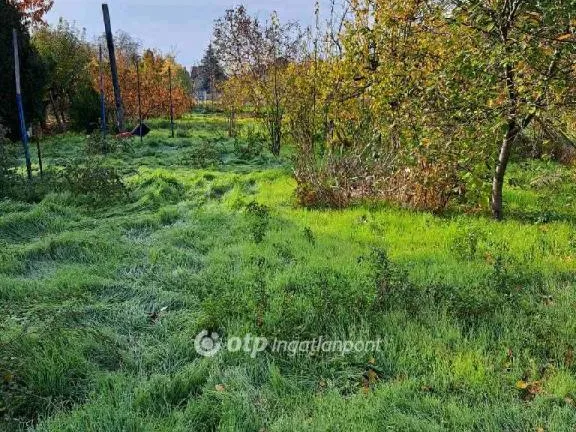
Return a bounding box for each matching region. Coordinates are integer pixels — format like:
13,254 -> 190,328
1,113 -> 576,431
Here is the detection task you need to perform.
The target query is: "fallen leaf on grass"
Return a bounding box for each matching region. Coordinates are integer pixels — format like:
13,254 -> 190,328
516,380 -> 542,400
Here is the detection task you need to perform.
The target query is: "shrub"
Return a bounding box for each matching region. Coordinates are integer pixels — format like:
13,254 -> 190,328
84,132 -> 130,155
181,141 -> 223,168
233,124 -> 266,160
0,122 -> 17,196
57,157 -> 128,202
245,201 -> 270,243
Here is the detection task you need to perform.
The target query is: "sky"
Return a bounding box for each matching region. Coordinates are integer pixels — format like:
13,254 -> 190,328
45,0 -> 326,68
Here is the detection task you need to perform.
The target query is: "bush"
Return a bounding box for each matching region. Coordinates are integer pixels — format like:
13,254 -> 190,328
234,124 -> 266,160
0,124 -> 48,202
245,201 -> 270,243
85,132 -> 130,155
69,82 -> 101,133
0,122 -> 17,196
181,141 -> 223,168
57,157 -> 128,202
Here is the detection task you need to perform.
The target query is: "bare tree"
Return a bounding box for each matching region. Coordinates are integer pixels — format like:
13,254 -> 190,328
213,6 -> 304,156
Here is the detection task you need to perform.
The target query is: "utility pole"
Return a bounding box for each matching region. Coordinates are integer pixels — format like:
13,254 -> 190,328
12,29 -> 32,180
169,67 -> 175,138
99,45 -> 107,137
102,4 -> 124,132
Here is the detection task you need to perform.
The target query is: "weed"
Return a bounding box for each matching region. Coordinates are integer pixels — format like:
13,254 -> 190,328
84,132 -> 130,155
245,201 -> 270,243
181,141 -> 223,168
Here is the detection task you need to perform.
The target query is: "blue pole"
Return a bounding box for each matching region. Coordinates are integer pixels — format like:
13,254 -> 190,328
13,28 -> 32,180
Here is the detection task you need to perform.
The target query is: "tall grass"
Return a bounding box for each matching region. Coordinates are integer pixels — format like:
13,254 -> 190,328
1,114 -> 575,431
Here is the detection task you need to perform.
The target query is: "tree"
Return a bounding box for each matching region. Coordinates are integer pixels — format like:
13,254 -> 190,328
93,37 -> 193,122
214,6 -> 304,155
288,0 -> 576,216
0,0 -> 46,141
8,0 -> 53,25
448,0 -> 576,219
195,44 -> 226,96
288,0 -> 476,210
33,19 -> 93,131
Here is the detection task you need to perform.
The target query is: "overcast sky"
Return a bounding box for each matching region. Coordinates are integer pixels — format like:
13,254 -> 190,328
45,0 -> 327,67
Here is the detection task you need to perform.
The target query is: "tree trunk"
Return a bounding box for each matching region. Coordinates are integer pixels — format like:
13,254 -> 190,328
491,122 -> 518,220
228,109 -> 236,138
59,104 -> 67,130
270,115 -> 282,157
49,90 -> 63,131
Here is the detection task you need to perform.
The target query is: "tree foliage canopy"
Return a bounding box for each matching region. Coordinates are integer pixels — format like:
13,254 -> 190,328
92,36 -> 193,121
8,0 -> 52,25
245,0 -> 576,217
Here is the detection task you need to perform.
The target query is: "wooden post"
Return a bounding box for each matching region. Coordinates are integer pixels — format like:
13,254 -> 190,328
169,67 -> 175,138
136,58 -> 143,144
102,4 -> 124,132
12,29 -> 32,181
36,132 -> 43,178
99,45 -> 107,137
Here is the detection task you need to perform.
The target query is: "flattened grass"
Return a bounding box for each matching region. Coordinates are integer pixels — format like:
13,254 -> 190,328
1,114 -> 575,431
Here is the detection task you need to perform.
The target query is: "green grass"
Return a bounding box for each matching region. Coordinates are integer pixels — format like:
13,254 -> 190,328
1,114 -> 575,431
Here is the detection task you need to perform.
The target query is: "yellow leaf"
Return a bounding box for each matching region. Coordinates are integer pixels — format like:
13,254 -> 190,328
516,380 -> 529,389
556,34 -> 573,41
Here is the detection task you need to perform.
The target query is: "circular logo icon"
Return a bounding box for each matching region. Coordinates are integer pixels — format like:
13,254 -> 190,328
195,330 -> 222,357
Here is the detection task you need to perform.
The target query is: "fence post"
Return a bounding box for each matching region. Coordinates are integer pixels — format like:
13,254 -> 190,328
36,131 -> 43,178
169,67 -> 175,138
99,45 -> 107,137
102,4 -> 124,132
136,58 -> 143,144
12,28 -> 32,181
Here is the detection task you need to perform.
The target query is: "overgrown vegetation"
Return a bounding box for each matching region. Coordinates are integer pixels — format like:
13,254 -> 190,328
214,1 -> 576,219
2,0 -> 576,430
1,114 -> 575,431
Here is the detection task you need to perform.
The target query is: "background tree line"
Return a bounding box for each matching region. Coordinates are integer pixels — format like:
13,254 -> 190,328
1,0 -> 193,138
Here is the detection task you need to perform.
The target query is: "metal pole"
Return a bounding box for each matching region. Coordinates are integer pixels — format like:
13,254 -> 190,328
102,4 -> 124,132
136,58 -> 143,144
12,29 -> 32,181
99,45 -> 107,137
169,67 -> 175,138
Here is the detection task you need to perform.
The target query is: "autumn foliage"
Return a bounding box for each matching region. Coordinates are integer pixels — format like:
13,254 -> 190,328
8,0 -> 53,24
93,48 -> 193,122
217,1 -> 576,217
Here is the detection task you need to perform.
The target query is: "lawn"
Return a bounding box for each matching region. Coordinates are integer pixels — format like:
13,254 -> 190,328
1,113 -> 575,431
